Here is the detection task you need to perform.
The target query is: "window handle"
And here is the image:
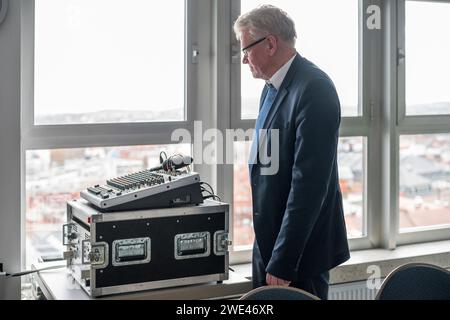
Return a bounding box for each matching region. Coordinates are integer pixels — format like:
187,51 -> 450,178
192,45 -> 199,64
397,48 -> 405,66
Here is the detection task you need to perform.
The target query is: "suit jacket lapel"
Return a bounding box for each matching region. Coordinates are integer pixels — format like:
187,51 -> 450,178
250,53 -> 303,177
261,54 -> 302,135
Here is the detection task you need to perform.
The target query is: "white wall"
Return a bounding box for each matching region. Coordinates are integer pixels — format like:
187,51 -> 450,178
0,0 -> 22,299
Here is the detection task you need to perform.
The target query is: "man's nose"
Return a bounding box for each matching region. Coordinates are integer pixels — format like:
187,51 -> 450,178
242,54 -> 248,64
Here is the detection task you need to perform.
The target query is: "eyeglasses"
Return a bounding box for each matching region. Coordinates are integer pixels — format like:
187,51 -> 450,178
241,36 -> 267,57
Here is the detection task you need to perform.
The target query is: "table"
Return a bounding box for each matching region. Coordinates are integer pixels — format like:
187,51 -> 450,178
32,262 -> 252,300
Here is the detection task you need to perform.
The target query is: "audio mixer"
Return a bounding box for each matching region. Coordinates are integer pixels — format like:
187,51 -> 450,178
80,170 -> 203,212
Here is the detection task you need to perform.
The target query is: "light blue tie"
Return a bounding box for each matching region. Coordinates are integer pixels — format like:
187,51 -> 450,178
249,84 -> 278,171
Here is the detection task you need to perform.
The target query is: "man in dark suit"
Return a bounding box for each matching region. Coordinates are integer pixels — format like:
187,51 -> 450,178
234,5 -> 350,300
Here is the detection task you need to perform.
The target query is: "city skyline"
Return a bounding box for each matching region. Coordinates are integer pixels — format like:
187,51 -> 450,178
26,134 -> 450,263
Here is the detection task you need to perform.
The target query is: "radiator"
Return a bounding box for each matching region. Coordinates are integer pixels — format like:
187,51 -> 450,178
328,280 -> 380,300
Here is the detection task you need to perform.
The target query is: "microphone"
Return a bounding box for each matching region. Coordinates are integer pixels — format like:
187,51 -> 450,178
150,155 -> 193,172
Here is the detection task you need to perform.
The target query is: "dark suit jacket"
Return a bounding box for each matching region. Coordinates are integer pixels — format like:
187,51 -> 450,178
250,53 -> 350,281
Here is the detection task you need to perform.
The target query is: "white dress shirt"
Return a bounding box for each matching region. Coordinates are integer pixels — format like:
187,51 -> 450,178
267,54 -> 296,91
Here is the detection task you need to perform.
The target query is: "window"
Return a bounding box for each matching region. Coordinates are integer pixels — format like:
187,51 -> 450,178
396,0 -> 450,243
34,0 -> 186,125
240,0 -> 359,119
232,137 -> 366,248
26,144 -> 191,265
338,137 -> 365,238
24,0 -> 198,269
231,0 -> 450,251
232,0 -> 368,249
399,134 -> 450,231
405,1 -> 450,116
233,140 -> 253,248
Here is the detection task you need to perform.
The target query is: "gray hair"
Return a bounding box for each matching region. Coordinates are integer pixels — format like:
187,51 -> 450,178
233,5 -> 297,47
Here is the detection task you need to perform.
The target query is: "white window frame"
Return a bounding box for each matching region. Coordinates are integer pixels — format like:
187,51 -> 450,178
395,0 -> 450,246
22,0 -> 199,152
20,0 -> 212,268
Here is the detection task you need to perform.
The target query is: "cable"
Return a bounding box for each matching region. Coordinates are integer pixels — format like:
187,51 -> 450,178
2,264 -> 66,278
200,188 -> 215,197
200,181 -> 214,195
201,188 -> 213,197
200,181 -> 221,202
159,151 -> 168,164
201,182 -> 214,194
203,194 -> 222,202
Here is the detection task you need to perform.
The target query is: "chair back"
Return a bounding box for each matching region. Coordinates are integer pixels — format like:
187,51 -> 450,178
376,263 -> 450,300
240,285 -> 320,300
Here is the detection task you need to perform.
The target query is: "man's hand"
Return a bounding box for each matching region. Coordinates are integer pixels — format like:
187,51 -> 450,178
266,273 -> 291,286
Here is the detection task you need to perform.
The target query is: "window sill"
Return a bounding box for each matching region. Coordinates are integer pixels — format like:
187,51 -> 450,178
232,239 -> 450,284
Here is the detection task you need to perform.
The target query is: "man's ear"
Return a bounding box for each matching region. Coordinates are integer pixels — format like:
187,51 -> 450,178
266,35 -> 278,56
